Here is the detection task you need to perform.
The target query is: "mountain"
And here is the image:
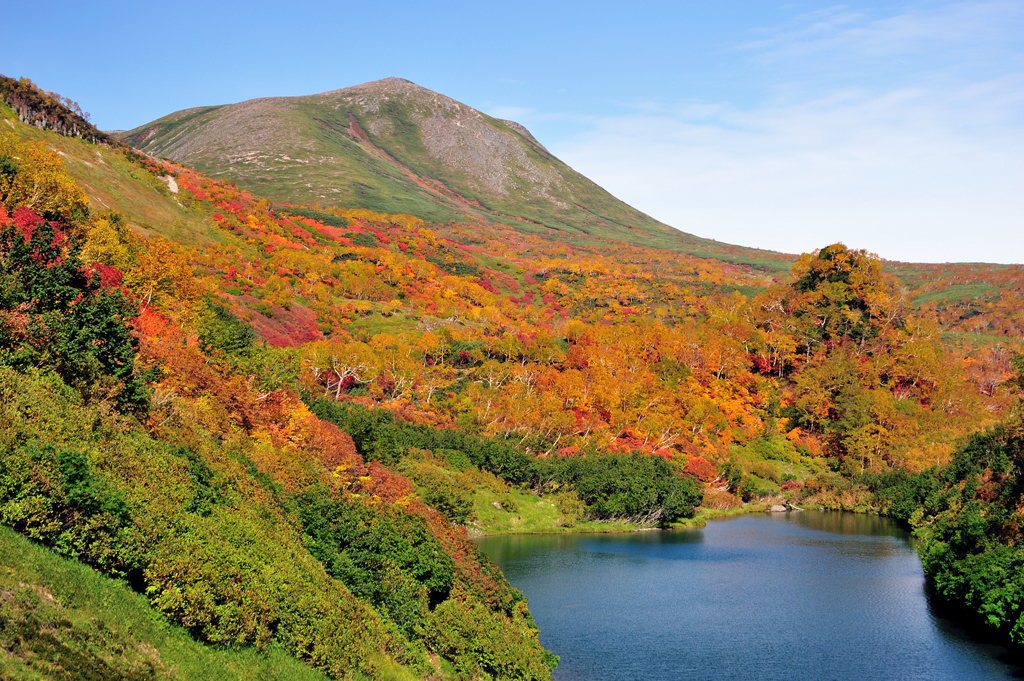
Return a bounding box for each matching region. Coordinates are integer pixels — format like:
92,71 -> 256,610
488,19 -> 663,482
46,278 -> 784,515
118,78 -> 790,271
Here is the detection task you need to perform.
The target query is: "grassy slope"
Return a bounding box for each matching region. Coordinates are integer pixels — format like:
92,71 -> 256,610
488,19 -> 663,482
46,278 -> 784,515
0,526 -> 329,681
243,105 -> 467,226
119,101 -> 472,227
5,115 -> 223,248
2,107 -> 531,681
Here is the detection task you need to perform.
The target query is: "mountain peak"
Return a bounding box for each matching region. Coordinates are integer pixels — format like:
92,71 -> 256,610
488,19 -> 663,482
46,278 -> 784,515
310,78 -> 472,122
118,79 -> 718,253
318,77 -> 429,99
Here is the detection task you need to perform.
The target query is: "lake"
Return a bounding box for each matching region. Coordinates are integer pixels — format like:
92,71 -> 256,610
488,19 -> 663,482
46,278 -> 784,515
477,511 -> 1021,681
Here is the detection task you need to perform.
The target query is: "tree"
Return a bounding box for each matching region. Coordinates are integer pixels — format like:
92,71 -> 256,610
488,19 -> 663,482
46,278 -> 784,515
0,130 -> 89,224
0,206 -> 143,409
789,243 -> 908,344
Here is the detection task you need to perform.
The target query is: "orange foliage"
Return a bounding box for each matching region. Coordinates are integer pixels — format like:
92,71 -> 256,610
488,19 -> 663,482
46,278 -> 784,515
112,158 -> 1023,476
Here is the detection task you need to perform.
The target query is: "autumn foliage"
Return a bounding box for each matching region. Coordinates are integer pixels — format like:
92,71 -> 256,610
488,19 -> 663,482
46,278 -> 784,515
2,88 -> 1024,678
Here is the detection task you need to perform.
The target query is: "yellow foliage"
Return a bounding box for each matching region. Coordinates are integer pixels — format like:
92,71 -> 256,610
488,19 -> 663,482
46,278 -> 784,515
82,212 -> 140,269
0,130 -> 89,225
125,238 -> 205,325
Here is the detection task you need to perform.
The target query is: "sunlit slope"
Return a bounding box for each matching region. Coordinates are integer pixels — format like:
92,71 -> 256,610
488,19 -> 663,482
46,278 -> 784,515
13,98 -> 1022,339
119,78 -> 791,272
0,526 -> 329,681
7,118 -> 224,248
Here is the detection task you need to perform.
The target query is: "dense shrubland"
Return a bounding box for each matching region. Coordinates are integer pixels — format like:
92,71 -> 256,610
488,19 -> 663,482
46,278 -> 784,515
0,125 -> 554,679
309,399 -> 702,527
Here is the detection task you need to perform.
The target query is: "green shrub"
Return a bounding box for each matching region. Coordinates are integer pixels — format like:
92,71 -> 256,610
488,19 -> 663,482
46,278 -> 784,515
906,423 -> 1024,646
426,256 -> 480,278
422,591 -> 556,681
555,491 -> 585,527
349,232 -> 378,248
400,461 -> 475,525
548,454 -> 702,525
0,439 -> 135,577
855,468 -> 941,521
292,486 -> 455,638
197,300 -> 256,358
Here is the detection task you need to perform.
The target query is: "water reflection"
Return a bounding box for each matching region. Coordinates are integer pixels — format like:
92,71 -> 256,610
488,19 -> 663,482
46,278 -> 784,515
787,508 -> 906,537
478,511 -> 1022,681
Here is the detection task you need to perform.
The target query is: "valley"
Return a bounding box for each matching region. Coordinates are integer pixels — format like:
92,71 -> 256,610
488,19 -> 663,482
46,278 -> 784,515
2,73 -> 1024,679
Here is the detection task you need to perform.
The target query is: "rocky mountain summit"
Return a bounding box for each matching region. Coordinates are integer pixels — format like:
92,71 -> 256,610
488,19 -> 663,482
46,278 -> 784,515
313,78 -> 558,199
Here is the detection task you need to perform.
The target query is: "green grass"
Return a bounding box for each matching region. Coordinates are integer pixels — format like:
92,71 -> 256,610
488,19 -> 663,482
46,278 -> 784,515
350,311 -> 435,337
0,526 -> 330,681
912,283 -> 995,307
468,485 -> 643,536
939,330 -> 1009,347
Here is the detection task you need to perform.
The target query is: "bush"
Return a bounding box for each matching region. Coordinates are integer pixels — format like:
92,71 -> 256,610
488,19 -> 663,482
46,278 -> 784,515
549,454 -> 702,525
0,439 -> 135,577
422,589 -> 556,681
292,486 -> 455,637
702,488 -> 744,510
855,469 -> 940,522
309,398 -> 703,525
197,300 -> 256,358
1,207 -> 144,410
400,461 -> 475,525
555,491 -> 586,527
906,422 -> 1024,646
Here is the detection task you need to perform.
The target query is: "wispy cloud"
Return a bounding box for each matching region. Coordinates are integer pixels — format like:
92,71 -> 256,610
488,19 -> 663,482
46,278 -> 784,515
741,2 -> 1024,73
551,2 -> 1024,263
486,105 -> 533,120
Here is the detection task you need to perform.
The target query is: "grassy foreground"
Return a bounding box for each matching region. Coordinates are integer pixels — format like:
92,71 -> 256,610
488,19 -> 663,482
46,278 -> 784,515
0,526 -> 330,680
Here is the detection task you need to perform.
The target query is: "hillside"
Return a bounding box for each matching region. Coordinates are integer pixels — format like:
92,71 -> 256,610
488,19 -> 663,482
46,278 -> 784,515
7,80 -> 1023,476
118,78 -> 791,272
1,80 -> 560,681
3,76 -> 1024,679
0,526 -> 330,680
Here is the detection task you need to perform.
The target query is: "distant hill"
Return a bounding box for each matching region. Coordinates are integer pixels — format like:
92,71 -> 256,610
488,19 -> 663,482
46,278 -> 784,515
118,78 -> 791,272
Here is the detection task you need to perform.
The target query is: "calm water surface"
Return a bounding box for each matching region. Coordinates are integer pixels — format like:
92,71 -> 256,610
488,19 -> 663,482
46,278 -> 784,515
477,512 -> 1021,681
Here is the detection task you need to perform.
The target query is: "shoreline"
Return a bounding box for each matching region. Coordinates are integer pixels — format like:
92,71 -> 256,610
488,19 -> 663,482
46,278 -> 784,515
469,500 -> 904,539
468,503 -> 770,539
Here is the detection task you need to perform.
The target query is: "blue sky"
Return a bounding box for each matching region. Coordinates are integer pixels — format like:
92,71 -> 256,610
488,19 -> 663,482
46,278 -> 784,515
3,1 -> 1022,263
